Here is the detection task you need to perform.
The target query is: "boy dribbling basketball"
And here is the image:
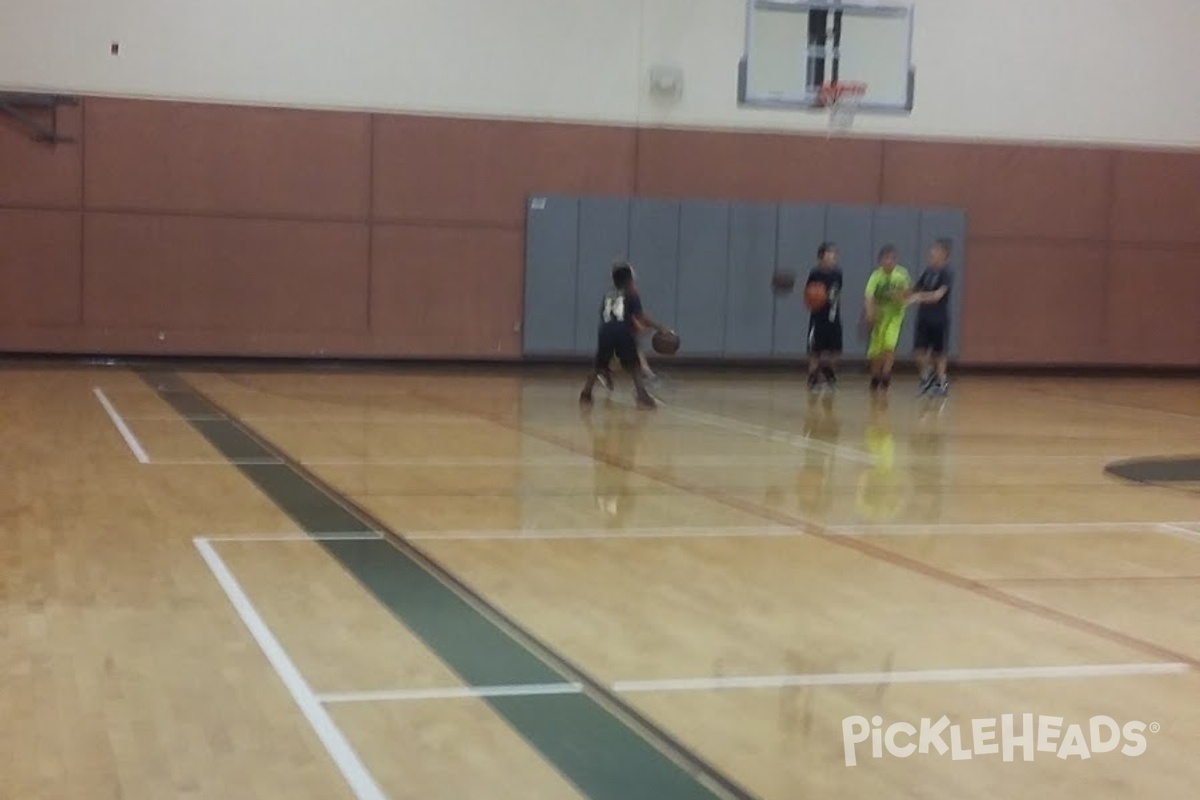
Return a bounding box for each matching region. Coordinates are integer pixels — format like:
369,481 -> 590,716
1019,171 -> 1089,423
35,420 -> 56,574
580,261 -> 668,409
863,244 -> 911,393
805,242 -> 844,392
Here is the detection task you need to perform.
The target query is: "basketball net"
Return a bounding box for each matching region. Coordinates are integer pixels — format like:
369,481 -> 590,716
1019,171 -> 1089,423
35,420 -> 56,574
817,82 -> 867,136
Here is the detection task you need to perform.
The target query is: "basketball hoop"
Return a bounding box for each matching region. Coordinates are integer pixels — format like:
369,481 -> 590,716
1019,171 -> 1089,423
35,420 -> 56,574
816,81 -> 867,134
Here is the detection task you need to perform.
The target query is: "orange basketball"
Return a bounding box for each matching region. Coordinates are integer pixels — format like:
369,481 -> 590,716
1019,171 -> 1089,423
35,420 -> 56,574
651,329 -> 680,355
804,282 -> 827,310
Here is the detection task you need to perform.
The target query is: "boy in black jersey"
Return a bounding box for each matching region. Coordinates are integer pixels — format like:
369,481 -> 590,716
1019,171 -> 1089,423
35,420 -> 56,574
805,242 -> 844,392
907,239 -> 955,396
580,261 -> 668,409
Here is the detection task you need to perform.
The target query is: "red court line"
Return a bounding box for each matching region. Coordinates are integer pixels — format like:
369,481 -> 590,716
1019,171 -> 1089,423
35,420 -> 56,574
437,394 -> 1200,671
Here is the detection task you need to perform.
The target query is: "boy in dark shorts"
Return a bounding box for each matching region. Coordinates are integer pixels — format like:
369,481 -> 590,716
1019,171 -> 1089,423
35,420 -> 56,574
580,261 -> 668,409
907,238 -> 955,396
805,242 -> 844,392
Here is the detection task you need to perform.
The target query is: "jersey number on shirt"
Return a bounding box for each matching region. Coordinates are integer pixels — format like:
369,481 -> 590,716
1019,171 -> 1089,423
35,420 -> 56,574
602,296 -> 625,323
827,287 -> 839,322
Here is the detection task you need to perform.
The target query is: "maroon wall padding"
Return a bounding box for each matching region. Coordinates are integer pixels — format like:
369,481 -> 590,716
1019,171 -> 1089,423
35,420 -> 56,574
881,141 -> 1113,240
961,240 -> 1109,364
369,223 -> 524,356
636,129 -> 883,204
1106,245 -> 1200,365
0,94 -> 1198,364
0,209 -> 82,326
83,214 -> 370,331
1110,151 -> 1200,245
372,115 -> 636,227
84,100 -> 372,220
0,103 -> 82,208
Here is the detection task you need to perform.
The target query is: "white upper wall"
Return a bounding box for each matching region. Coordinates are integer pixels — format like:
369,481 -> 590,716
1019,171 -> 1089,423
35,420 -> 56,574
3,0 -> 1199,147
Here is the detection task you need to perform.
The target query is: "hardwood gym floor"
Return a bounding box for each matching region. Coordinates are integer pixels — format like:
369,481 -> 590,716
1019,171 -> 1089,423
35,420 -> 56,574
4,364 -> 1200,799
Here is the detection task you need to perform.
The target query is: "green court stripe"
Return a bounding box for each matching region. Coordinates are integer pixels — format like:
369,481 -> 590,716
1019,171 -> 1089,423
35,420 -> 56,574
161,389 -> 219,418
143,371 -> 755,800
324,537 -> 564,687
488,693 -> 727,798
238,463 -> 368,534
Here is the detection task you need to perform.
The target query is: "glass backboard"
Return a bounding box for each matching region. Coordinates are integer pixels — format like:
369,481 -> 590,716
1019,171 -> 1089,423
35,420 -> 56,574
738,0 -> 916,113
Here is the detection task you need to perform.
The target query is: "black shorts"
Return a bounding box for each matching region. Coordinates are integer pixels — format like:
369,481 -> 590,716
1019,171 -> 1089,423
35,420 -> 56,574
914,318 -> 948,354
808,319 -> 843,354
595,324 -> 640,371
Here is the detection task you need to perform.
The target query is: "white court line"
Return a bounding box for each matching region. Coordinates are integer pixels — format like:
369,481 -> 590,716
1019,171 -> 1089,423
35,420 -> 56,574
1157,523 -> 1200,543
125,450 -> 1123,468
304,453 -> 1107,467
201,532 -> 382,542
133,456 -> 587,468
122,413 -> 452,422
147,458 -> 284,466
99,384 -> 423,399
901,454 -> 1121,462
316,662 -> 1192,704
141,453 -> 1111,468
827,520 -> 1200,535
303,456 -> 591,467
403,525 -> 797,542
239,413 -> 498,423
121,413 -> 227,421
92,387 -> 150,464
137,454 -> 836,468
413,521 -> 1200,542
612,662 -> 1192,693
203,522 -> 1200,545
317,683 -> 582,703
193,538 -> 387,800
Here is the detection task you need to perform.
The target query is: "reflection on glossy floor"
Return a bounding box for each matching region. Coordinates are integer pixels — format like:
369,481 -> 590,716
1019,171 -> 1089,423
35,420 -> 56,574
5,364 -> 1200,799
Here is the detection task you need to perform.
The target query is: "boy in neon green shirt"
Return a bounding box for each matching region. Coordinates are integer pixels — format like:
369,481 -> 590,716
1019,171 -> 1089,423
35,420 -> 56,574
863,244 -> 911,393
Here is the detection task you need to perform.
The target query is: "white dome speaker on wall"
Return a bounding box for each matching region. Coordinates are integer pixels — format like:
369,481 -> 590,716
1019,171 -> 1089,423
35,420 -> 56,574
648,64 -> 684,102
